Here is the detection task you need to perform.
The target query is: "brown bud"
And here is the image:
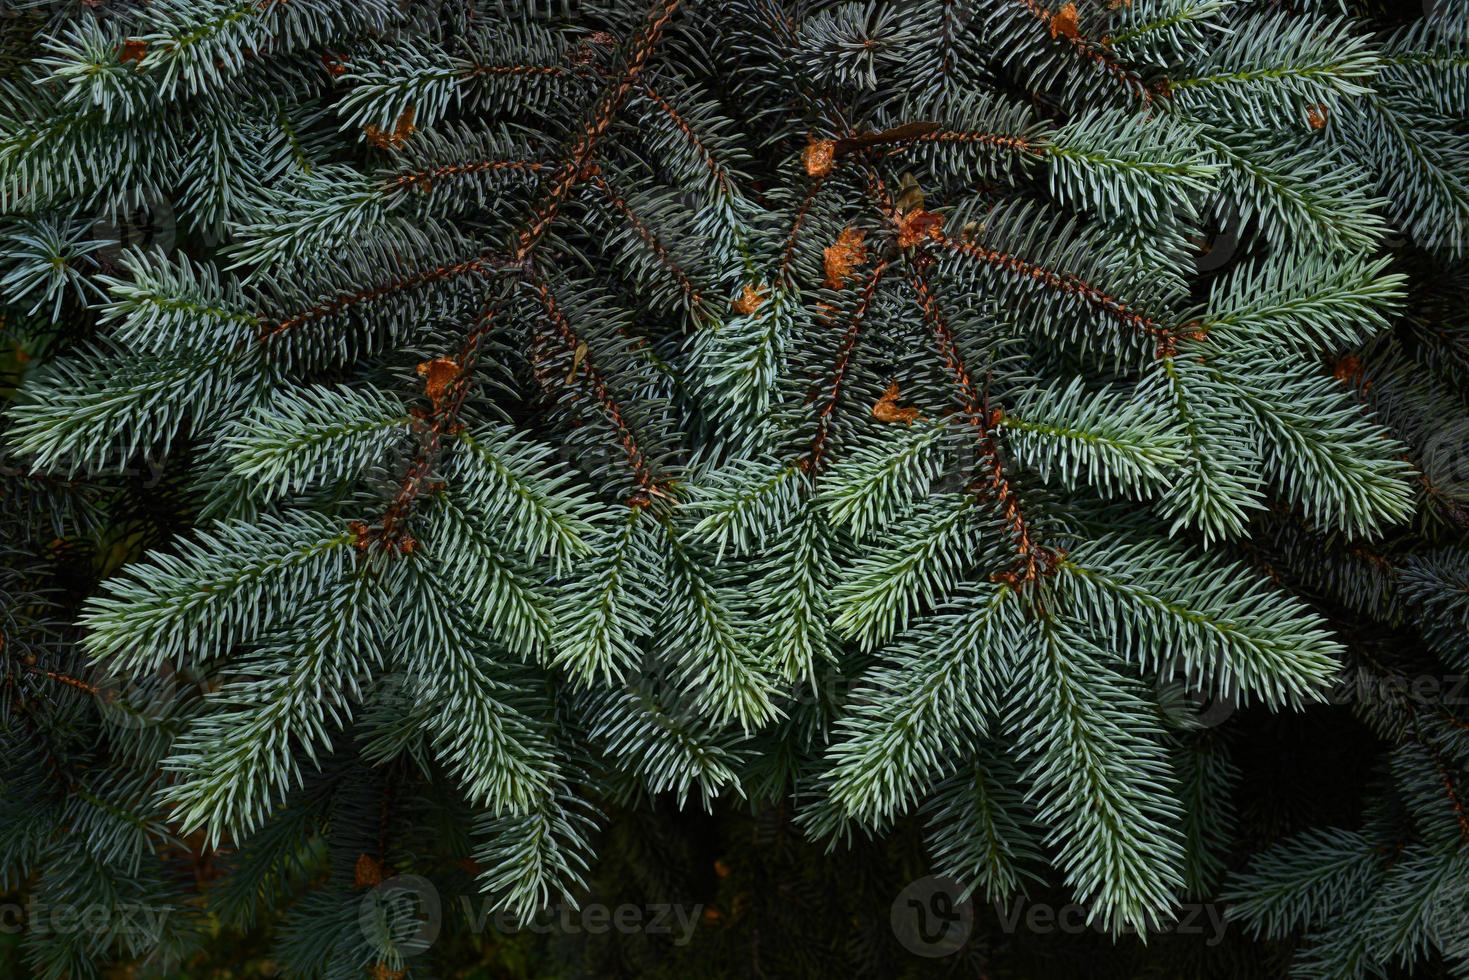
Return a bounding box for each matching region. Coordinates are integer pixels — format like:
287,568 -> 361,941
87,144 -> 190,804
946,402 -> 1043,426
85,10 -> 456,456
802,138 -> 836,178
354,853 -> 383,889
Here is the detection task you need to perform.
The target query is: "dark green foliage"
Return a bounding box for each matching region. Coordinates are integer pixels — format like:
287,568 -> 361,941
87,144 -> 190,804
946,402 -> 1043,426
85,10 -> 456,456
0,0 -> 1467,977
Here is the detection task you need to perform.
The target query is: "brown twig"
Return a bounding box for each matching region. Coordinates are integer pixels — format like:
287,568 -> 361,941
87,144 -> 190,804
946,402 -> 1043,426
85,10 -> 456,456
514,0 -> 686,260
263,255 -> 502,340
363,0 -> 686,544
937,237 -> 1175,353
388,159 -> 548,194
864,167 -> 1054,584
1010,0 -> 1155,103
528,271 -> 664,503
807,259 -> 891,472
589,171 -> 706,310
640,83 -> 732,192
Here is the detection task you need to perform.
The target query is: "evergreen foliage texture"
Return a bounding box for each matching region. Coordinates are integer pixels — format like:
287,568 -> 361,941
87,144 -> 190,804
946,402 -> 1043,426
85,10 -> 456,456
0,0 -> 1467,976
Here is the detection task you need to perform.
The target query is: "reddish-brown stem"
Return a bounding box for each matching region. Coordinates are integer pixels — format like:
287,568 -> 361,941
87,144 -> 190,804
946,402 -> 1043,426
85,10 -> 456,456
1439,711 -> 1469,732
858,166 -> 1050,583
938,237 -> 1173,350
514,0 -> 686,260
808,258 -> 892,472
374,297 -> 504,547
263,256 -> 498,339
1434,754 -> 1469,842
640,83 -> 731,192
779,176 -> 827,284
389,159 -> 547,193
589,172 -> 705,309
938,0 -> 958,80
367,0 -> 684,540
1011,0 -> 1154,102
907,254 -> 1046,584
26,666 -> 100,696
900,130 -> 1041,154
467,64 -> 566,78
529,272 -> 661,499
1407,712 -> 1469,844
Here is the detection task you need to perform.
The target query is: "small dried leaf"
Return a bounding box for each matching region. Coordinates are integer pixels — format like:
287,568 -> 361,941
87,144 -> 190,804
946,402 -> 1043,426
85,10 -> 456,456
802,138 -> 836,177
731,283 -> 767,315
872,381 -> 922,425
565,340 -> 589,384
1050,2 -> 1081,40
823,227 -> 868,289
895,208 -> 944,248
366,105 -> 418,150
347,520 -> 374,552
354,853 -> 382,889
118,39 -> 148,64
896,172 -> 925,214
833,122 -> 941,154
1332,353 -> 1371,389
417,356 -> 460,413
